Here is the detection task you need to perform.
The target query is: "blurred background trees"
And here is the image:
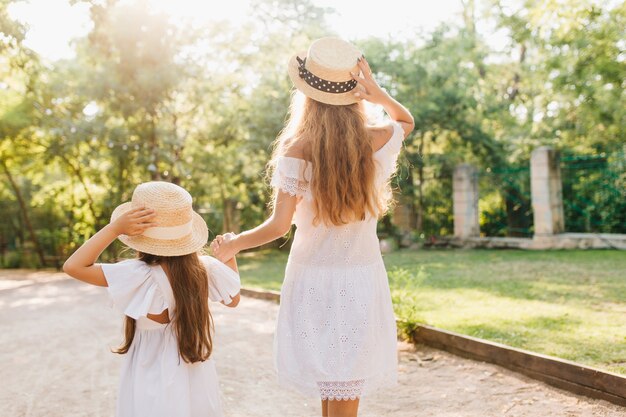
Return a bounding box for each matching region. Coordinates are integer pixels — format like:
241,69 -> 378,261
1,0 -> 624,266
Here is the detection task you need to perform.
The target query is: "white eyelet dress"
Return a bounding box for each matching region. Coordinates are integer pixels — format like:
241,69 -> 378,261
272,121 -> 404,401
101,255 -> 240,417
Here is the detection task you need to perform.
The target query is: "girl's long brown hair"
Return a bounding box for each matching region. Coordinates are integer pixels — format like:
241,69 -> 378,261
114,252 -> 213,364
269,92 -> 388,225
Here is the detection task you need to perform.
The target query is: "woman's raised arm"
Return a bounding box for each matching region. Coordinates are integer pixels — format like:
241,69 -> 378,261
352,57 -> 414,137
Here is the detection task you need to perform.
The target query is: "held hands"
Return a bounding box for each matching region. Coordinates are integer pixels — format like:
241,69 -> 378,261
210,232 -> 239,263
351,57 -> 388,104
110,207 -> 158,236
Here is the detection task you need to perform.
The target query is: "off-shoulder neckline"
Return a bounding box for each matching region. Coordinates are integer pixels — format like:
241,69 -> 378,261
278,121 -> 401,161
374,121 -> 402,155
279,155 -> 311,163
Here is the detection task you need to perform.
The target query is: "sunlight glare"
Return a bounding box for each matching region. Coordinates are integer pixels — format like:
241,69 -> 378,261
7,0 -> 92,61
316,0 -> 464,40
8,0 -> 470,61
82,101 -> 100,118
147,0 -> 251,23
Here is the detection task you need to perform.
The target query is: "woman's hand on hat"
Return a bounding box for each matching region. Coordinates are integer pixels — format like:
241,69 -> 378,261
351,57 -> 387,104
110,207 -> 158,236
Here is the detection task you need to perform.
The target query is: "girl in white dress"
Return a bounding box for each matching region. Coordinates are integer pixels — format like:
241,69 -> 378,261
212,37 -> 414,417
63,181 -> 241,417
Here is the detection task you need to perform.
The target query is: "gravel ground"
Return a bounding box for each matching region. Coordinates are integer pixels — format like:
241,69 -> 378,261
0,270 -> 623,417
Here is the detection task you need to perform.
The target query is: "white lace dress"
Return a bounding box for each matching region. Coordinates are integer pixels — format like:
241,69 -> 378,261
271,121 -> 404,401
101,255 -> 240,417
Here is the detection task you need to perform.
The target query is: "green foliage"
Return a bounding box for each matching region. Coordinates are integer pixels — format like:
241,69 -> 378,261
561,151 -> 626,233
0,0 -> 624,266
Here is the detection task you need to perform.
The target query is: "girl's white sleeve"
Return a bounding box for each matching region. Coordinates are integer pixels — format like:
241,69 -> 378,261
200,256 -> 241,304
101,259 -> 168,319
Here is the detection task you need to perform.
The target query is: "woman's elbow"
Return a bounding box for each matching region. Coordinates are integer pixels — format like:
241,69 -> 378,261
403,119 -> 415,137
277,223 -> 291,238
62,260 -> 76,276
271,217 -> 292,238
225,293 -> 241,308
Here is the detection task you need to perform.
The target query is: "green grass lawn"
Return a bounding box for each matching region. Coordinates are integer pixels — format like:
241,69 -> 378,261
237,248 -> 626,375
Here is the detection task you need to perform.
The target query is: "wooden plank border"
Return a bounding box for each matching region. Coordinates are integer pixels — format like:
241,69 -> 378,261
412,325 -> 626,407
240,287 -> 626,407
240,287 -> 280,302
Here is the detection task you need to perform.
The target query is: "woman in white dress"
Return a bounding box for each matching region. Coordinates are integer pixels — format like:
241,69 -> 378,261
63,181 -> 241,417
213,37 -> 414,417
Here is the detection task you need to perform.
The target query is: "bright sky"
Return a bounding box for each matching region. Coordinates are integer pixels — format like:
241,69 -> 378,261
8,0 -> 469,61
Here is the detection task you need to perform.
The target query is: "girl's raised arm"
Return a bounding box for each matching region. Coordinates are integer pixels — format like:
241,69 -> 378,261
63,208 -> 157,286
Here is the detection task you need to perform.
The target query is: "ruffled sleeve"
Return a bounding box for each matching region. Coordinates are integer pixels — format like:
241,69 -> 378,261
101,259 -> 168,319
270,156 -> 312,201
374,120 -> 405,181
200,256 -> 241,304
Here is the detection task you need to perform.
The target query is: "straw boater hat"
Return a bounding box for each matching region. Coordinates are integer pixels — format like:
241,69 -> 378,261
288,37 -> 363,106
111,181 -> 208,257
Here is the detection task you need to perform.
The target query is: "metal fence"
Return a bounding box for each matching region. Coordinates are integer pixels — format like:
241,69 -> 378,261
561,151 -> 626,234
479,165 -> 533,237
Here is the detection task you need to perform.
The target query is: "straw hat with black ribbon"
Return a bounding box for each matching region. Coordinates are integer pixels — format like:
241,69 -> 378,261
288,37 -> 364,106
110,181 -> 208,257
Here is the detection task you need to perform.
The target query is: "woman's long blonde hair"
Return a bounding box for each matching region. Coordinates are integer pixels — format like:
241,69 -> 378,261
114,252 -> 214,364
269,92 -> 390,225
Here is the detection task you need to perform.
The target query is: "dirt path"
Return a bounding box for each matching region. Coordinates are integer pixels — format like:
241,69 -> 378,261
0,270 -> 623,417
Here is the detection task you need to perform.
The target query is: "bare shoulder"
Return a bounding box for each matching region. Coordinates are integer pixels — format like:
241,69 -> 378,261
367,124 -> 395,152
282,137 -> 307,160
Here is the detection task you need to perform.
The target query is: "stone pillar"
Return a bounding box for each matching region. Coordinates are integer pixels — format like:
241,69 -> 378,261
531,147 -> 564,237
453,164 -> 480,239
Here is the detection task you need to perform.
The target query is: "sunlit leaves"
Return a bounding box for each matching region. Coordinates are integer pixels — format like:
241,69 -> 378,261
1,0 -> 624,265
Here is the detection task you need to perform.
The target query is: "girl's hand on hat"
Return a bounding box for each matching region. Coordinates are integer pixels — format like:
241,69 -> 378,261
110,207 -> 158,236
351,57 -> 388,104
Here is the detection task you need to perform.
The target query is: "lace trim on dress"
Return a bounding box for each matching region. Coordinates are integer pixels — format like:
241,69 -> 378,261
317,379 -> 365,401
271,174 -> 310,199
270,156 -> 313,201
